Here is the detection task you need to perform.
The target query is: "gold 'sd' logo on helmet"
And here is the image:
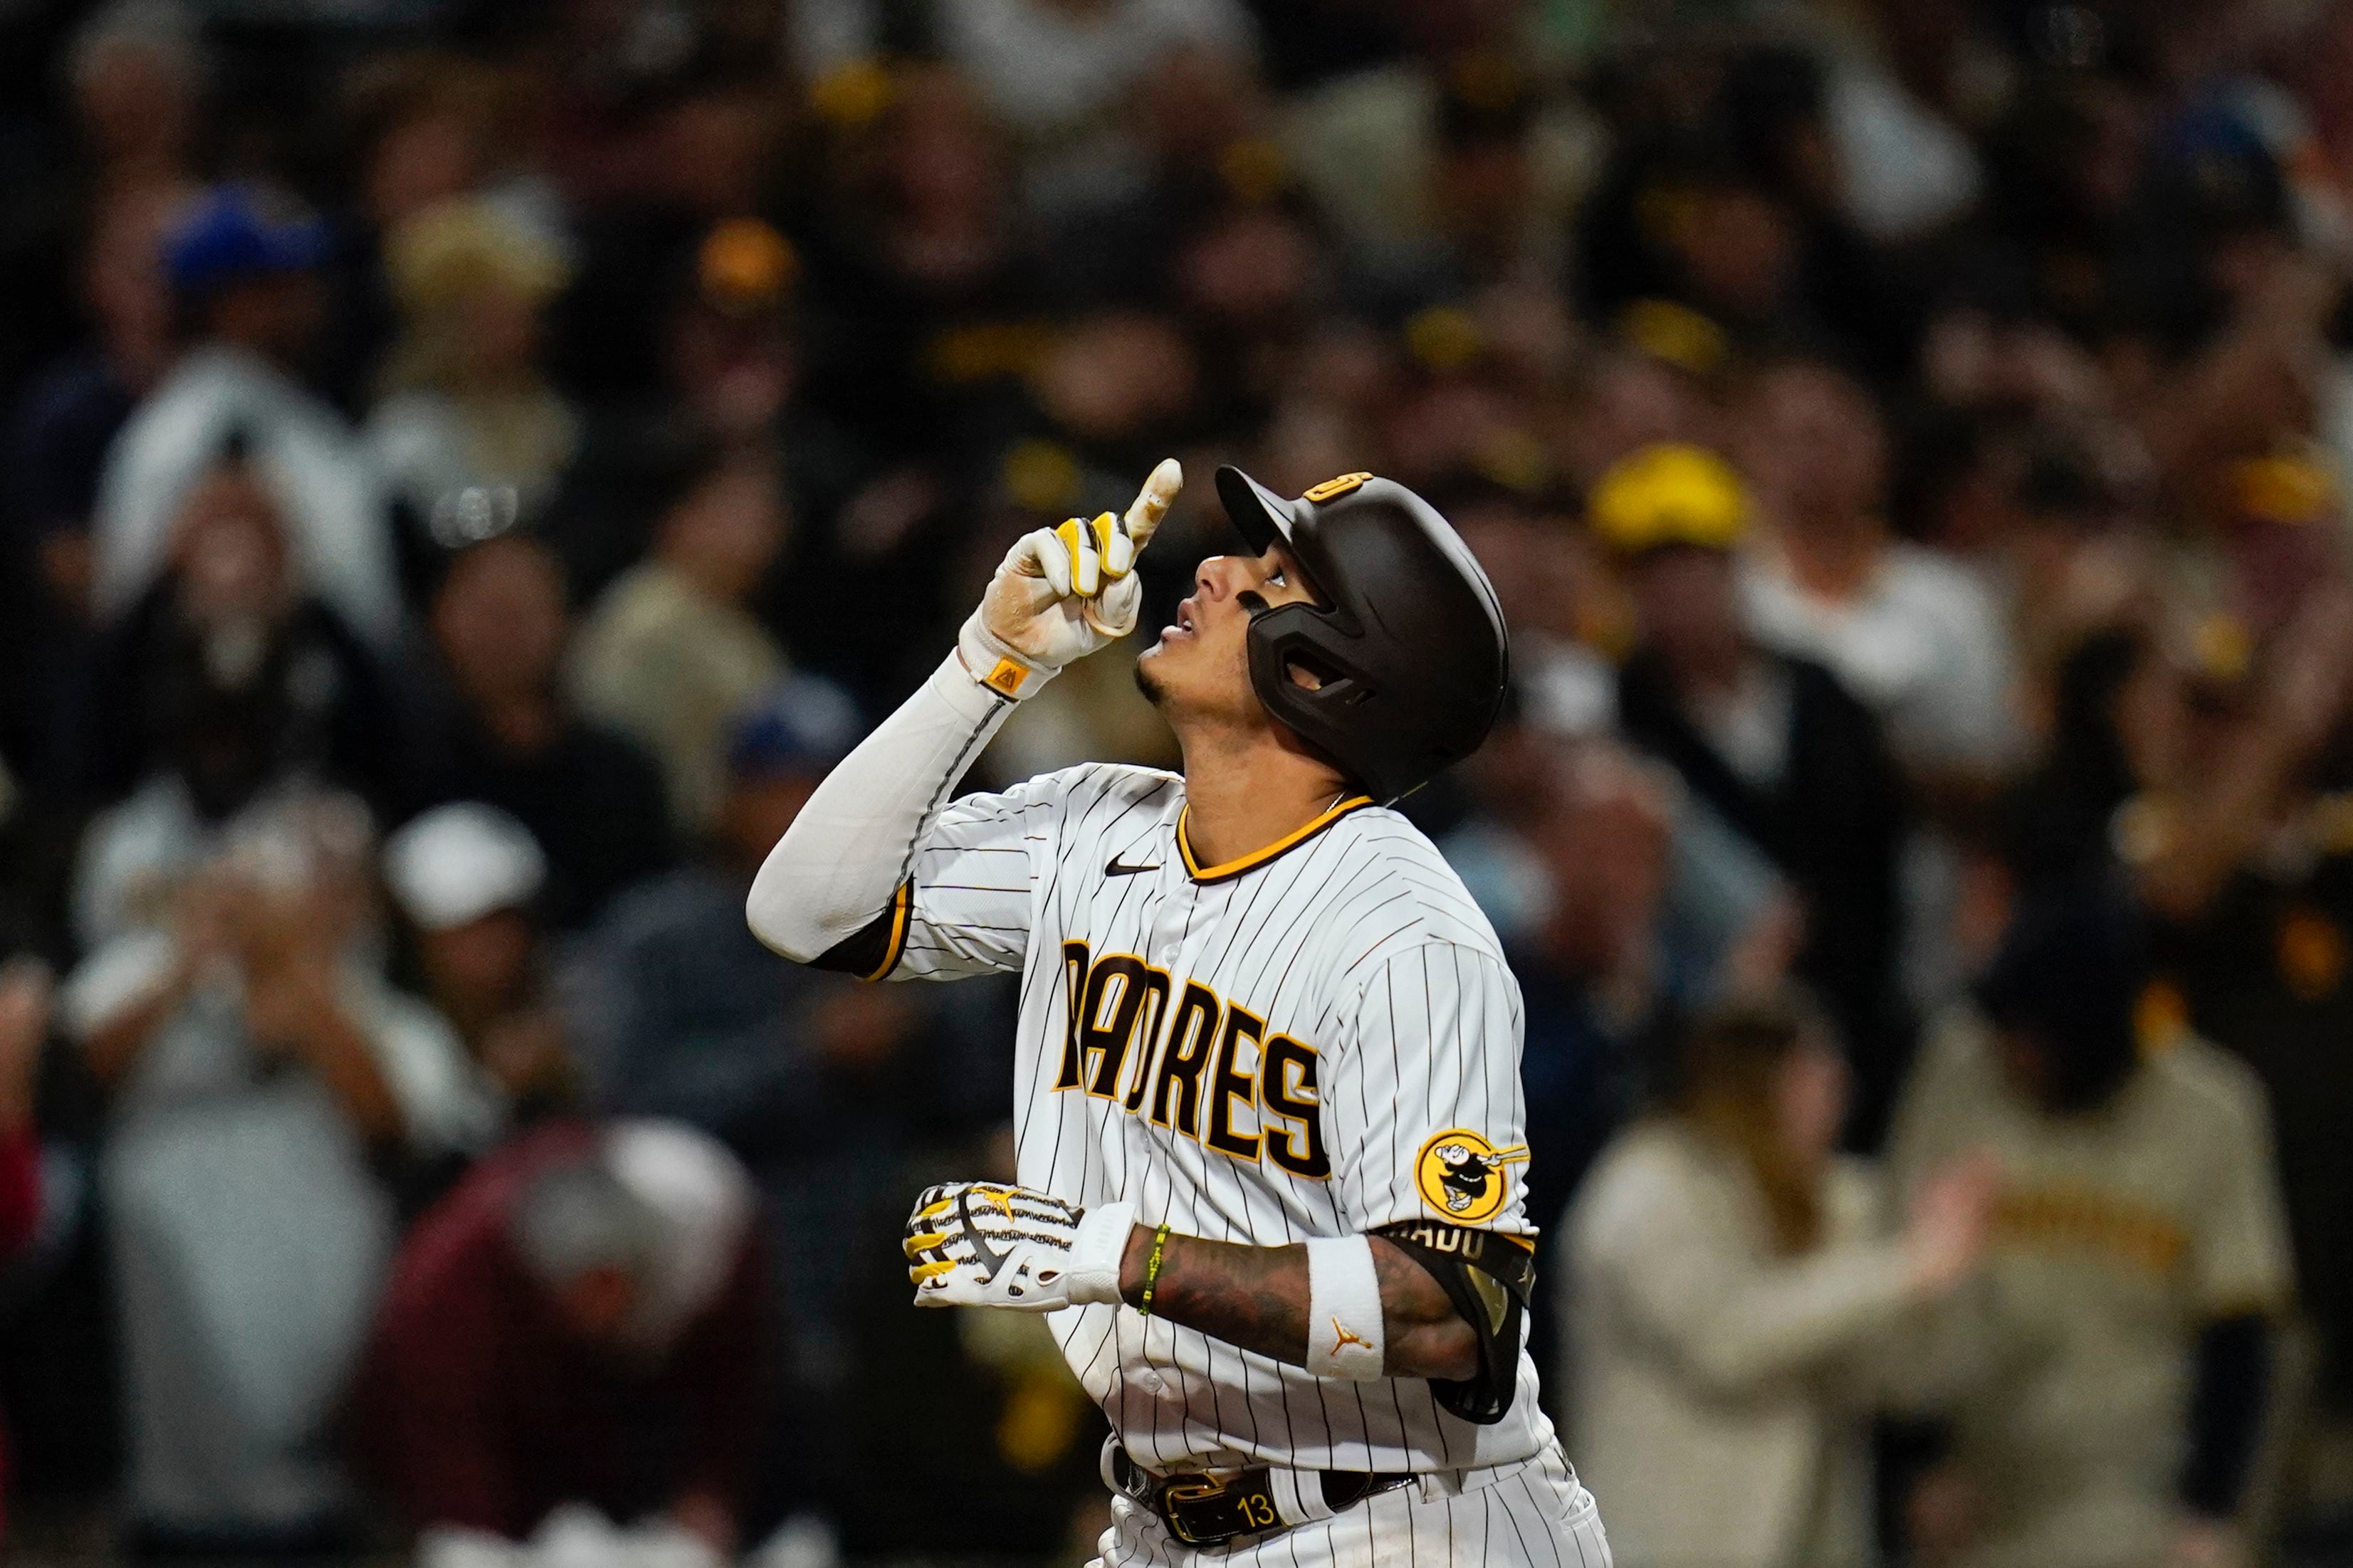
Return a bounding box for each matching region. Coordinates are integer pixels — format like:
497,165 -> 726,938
1304,472 -> 1373,503
1414,1130 -> 1529,1224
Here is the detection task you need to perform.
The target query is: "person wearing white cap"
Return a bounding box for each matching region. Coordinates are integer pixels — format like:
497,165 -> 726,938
385,804 -> 578,1127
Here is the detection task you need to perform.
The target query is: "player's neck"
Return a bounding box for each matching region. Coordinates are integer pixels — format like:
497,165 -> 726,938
1178,732 -> 1356,870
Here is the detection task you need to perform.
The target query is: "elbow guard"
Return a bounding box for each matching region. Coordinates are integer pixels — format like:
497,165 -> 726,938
1374,1220 -> 1535,1424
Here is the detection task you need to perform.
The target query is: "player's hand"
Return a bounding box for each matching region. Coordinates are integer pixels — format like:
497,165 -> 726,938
901,1180 -> 1136,1312
2164,1514 -> 2246,1568
958,458 -> 1183,698
1903,1150 -> 1999,1294
1905,1463 -> 1986,1565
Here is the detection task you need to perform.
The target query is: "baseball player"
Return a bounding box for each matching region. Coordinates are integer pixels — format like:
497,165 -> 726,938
748,461 -> 1610,1564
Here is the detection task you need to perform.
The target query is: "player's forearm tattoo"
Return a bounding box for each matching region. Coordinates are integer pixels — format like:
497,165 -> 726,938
1119,1229 -> 1478,1380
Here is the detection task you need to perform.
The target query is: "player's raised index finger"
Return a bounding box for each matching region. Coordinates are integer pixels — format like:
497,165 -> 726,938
1121,458 -> 1184,548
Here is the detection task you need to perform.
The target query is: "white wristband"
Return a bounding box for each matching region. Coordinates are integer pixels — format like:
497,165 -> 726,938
1305,1235 -> 1385,1379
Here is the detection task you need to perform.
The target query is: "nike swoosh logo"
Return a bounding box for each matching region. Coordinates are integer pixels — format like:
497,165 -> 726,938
1106,855 -> 1160,877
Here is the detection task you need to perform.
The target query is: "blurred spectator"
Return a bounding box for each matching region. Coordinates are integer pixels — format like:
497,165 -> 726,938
67,0 -> 203,201
1311,48 -> 1583,308
367,197 -> 580,568
68,455 -> 406,952
354,1120 -> 765,1567
58,797 -> 483,1553
414,535 -> 673,931
565,675 -> 865,1132
659,221 -> 802,447
1732,352 -> 2020,1015
564,675 -> 933,1528
0,957 -> 49,1547
383,804 -> 577,1147
795,67 -> 1032,460
936,0 -> 1257,221
553,219 -> 815,610
1888,882 -> 2293,1568
1595,441 -> 1915,1147
1555,332 -> 1717,498
318,52 -> 515,411
1575,52 -> 1886,372
1506,735 -> 1674,1234
92,186 -> 402,646
573,446 -> 791,833
1566,992 -> 1993,1568
1810,1 -> 1988,246
2002,596 -> 2353,920
1735,354 -> 2020,784
9,182 -> 185,599
80,449 -> 407,815
4,181 -> 186,791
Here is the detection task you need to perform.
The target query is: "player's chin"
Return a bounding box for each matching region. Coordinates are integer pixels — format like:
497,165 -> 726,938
1134,644 -> 1169,707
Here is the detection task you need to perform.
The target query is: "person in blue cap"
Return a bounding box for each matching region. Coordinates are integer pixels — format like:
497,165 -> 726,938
89,184 -> 401,647
562,671 -> 939,1147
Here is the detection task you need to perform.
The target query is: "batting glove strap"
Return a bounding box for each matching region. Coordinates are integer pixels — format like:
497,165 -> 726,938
1062,1198 -> 1136,1306
958,609 -> 1058,702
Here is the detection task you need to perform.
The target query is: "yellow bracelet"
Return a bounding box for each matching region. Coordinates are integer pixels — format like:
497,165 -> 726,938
1137,1221 -> 1174,1317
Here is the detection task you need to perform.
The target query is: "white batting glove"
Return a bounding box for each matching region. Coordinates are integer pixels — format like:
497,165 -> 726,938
902,1181 -> 1136,1312
958,458 -> 1183,700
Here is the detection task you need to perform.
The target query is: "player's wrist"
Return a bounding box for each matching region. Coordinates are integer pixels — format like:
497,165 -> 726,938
1116,1221 -> 1155,1305
957,611 -> 1057,701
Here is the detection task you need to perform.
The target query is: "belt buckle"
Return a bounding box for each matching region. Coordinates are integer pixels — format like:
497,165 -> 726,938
1162,1472 -> 1282,1546
1160,1475 -> 1234,1546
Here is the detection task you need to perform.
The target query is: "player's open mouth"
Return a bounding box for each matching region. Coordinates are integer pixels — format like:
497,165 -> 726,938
1163,600 -> 1199,640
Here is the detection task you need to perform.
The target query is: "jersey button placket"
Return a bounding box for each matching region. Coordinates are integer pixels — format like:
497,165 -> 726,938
1150,877 -> 1195,967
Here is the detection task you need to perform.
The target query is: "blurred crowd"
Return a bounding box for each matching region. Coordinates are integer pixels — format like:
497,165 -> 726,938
4,0 -> 2353,1564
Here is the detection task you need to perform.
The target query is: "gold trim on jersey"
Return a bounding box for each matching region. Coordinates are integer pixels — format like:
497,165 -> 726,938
1175,796 -> 1373,884
861,881 -> 913,982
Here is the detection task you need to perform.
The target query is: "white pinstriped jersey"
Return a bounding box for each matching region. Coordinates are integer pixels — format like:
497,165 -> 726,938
871,759 -> 1556,1476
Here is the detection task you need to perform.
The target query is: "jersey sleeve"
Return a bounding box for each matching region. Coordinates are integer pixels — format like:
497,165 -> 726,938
2186,1070 -> 2295,1320
1324,942 -> 1534,1236
810,770 -> 1072,983
884,777 -> 1055,981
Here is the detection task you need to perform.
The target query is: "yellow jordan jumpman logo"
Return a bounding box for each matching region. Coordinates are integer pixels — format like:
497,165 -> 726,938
1331,1317 -> 1373,1356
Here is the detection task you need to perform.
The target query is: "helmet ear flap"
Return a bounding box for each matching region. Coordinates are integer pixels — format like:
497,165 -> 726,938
1246,606 -> 1388,795
1274,644 -> 1354,700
